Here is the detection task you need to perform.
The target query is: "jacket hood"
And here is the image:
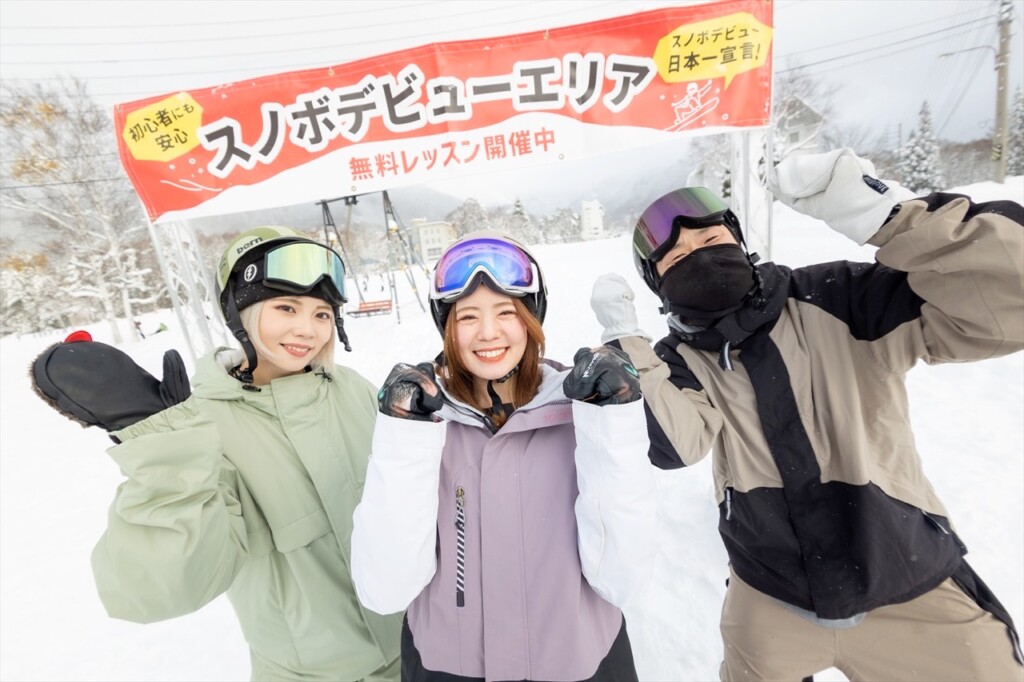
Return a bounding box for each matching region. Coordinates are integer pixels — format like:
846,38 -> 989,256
191,348 -> 332,414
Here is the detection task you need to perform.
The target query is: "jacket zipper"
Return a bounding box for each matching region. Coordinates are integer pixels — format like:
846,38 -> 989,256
455,486 -> 466,607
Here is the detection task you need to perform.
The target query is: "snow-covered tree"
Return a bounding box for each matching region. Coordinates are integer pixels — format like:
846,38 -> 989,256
445,198 -> 491,238
687,135 -> 731,196
0,78 -> 158,341
492,198 -> 541,245
0,248 -> 76,335
540,207 -> 580,244
1007,87 -> 1024,177
898,101 -> 944,194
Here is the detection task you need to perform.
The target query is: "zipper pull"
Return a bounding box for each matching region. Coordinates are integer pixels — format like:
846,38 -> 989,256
455,486 -> 466,608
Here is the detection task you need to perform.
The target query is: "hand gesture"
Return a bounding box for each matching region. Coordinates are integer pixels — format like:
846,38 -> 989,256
378,362 -> 444,421
590,273 -> 652,344
31,332 -> 192,436
768,147 -> 915,245
563,346 -> 641,406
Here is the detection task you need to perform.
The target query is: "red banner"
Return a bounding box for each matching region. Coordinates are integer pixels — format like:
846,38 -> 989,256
114,0 -> 773,222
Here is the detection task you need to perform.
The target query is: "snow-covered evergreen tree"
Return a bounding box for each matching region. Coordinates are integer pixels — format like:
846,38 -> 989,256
0,78 -> 157,341
445,198 -> 491,238
898,101 -> 944,193
493,198 -> 541,245
1007,87 -> 1024,177
541,207 -> 580,244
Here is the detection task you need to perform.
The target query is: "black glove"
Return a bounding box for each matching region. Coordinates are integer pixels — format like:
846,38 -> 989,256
377,362 -> 444,421
31,333 -> 192,439
563,346 -> 641,406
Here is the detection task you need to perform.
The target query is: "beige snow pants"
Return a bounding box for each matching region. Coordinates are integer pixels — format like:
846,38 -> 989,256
720,569 -> 1023,682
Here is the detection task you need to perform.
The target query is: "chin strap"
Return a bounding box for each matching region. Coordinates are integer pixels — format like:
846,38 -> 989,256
225,290 -> 260,390
485,365 -> 519,428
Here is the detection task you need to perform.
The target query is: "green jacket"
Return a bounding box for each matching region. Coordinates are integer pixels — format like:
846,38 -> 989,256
92,349 -> 401,681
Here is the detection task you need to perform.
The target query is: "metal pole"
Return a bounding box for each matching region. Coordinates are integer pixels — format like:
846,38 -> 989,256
994,0 -> 1012,183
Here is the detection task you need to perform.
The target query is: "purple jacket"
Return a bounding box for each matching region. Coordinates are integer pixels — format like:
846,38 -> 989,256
352,364 -> 657,681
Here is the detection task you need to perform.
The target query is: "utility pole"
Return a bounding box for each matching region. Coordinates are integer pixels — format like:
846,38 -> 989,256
994,0 -> 1012,183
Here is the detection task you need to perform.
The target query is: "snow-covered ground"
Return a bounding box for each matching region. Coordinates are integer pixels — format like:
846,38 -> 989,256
2,180 -> 1022,682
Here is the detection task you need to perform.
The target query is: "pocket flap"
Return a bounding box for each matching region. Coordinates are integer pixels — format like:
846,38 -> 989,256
270,507 -> 333,552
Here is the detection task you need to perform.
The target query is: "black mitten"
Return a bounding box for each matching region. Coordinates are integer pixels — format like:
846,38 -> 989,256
377,362 -> 444,421
563,346 -> 641,406
31,333 -> 192,437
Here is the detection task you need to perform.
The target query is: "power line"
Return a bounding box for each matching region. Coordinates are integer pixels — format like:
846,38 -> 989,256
777,15 -> 994,72
1,2 -> 435,30
0,0 -> 604,49
780,8 -> 986,59
0,176 -> 128,191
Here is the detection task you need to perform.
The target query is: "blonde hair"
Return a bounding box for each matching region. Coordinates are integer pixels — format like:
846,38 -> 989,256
440,297 -> 545,429
238,299 -> 336,374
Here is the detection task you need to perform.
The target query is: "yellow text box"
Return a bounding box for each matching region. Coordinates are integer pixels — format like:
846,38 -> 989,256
654,12 -> 772,89
122,93 -> 203,162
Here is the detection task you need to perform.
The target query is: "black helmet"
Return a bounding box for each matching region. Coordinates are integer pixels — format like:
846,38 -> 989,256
427,231 -> 547,335
631,186 -> 745,296
216,226 -> 351,385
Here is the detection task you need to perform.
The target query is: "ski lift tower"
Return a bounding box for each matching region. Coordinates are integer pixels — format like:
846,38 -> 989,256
319,195 -> 365,304
381,191 -> 428,323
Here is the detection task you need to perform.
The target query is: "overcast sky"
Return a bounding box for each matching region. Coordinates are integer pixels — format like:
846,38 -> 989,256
1,0 -> 1020,146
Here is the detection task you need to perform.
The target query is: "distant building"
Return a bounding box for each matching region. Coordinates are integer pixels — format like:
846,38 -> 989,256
409,218 -> 458,264
580,200 -> 605,240
775,96 -> 823,155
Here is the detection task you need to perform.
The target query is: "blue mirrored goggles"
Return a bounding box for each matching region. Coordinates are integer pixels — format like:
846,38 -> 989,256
262,241 -> 347,304
633,187 -> 730,262
431,237 -> 539,302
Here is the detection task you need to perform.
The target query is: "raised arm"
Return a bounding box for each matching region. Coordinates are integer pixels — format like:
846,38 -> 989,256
590,273 -> 724,468
563,347 -> 659,607
351,362 -> 447,615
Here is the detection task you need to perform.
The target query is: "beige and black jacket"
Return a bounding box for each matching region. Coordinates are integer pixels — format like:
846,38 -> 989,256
614,192 -> 1024,620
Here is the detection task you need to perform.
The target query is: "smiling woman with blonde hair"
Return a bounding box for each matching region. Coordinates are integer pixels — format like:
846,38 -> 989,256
33,225 -> 402,681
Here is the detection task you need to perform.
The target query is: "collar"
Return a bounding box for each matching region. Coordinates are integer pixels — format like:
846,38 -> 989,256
667,263 -> 791,369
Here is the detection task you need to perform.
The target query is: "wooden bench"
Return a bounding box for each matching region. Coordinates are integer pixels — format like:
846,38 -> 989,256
347,299 -> 393,317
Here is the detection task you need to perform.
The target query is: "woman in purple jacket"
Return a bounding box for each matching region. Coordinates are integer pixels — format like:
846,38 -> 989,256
351,232 -> 659,682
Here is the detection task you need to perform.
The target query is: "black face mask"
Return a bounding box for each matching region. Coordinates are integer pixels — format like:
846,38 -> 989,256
658,243 -> 756,317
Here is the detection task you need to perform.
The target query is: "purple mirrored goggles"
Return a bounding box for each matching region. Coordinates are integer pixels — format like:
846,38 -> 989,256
633,187 -> 731,263
431,237 -> 539,302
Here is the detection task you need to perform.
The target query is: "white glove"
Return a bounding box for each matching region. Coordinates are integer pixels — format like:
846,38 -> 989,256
768,148 -> 916,245
590,273 -> 652,344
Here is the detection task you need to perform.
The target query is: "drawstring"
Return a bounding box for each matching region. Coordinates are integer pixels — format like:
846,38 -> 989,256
718,340 -> 733,371
229,364 -> 262,392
